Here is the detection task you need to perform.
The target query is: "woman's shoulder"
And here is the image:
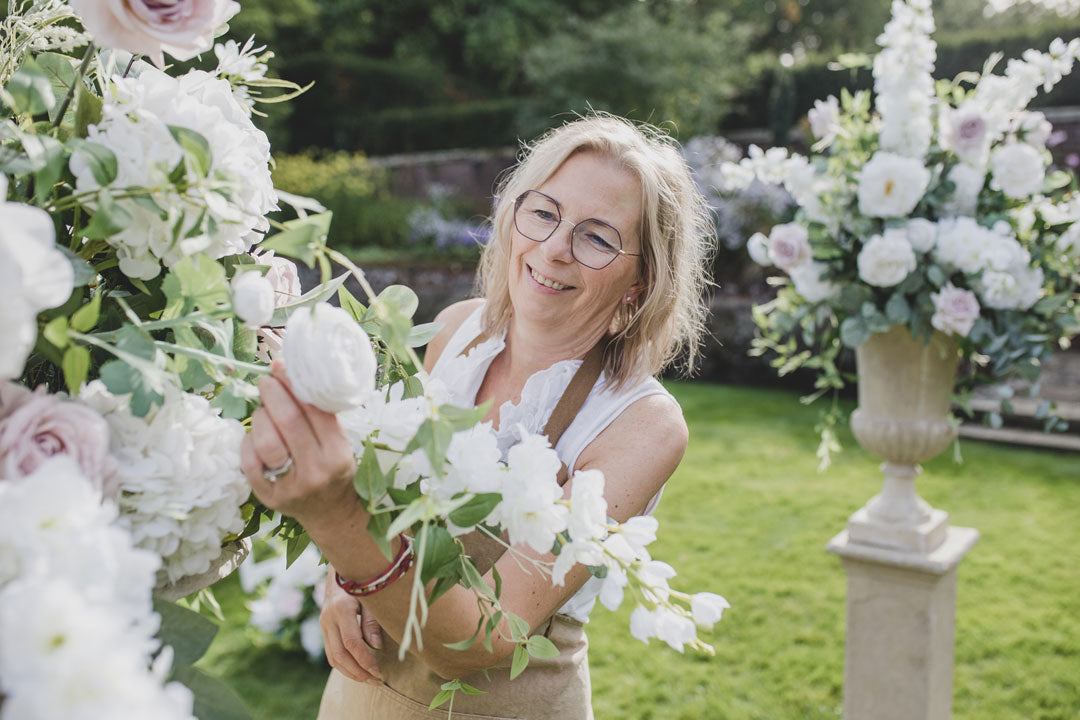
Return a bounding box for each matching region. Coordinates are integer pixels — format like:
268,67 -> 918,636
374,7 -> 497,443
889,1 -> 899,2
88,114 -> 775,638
422,298 -> 486,372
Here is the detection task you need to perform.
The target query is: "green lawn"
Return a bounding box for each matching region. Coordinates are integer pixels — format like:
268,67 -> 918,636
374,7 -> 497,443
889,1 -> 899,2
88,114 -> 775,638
199,382 -> 1080,720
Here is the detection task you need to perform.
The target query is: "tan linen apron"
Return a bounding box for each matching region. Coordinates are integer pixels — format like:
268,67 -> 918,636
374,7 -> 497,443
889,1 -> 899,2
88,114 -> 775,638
316,336 -> 605,720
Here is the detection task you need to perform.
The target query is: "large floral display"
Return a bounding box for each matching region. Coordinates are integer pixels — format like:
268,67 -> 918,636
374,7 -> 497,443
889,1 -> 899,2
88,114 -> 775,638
723,0 -> 1080,465
0,1 -> 727,715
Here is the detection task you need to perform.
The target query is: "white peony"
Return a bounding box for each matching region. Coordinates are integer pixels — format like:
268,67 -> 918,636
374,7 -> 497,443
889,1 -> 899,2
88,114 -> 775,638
941,163 -> 984,217
857,229 -> 917,288
79,381 -> 249,584
71,66 -> 277,280
767,223 -> 812,271
789,261 -> 841,304
0,179 -> 75,380
930,284 -> 981,337
905,218 -> 938,253
231,270 -> 275,328
283,302 -> 378,414
857,152 -> 931,218
990,142 -> 1046,199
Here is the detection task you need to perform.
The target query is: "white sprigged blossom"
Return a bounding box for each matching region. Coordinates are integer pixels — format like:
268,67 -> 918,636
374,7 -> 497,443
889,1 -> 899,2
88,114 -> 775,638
214,36 -> 270,114
0,0 -> 87,62
808,95 -> 840,144
857,228 -> 917,287
691,592 -> 731,628
79,381 -> 248,585
284,302 -> 377,414
497,430 -> 568,554
857,151 -> 931,217
71,65 -> 277,280
873,0 -> 936,158
567,469 -> 608,543
0,458 -> 195,720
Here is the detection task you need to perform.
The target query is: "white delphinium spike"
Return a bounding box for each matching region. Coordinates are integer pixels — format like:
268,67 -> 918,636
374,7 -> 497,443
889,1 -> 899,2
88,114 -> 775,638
874,0 -> 936,159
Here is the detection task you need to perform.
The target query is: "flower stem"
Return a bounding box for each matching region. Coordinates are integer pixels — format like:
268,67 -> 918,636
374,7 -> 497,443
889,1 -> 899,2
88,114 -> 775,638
50,41 -> 95,131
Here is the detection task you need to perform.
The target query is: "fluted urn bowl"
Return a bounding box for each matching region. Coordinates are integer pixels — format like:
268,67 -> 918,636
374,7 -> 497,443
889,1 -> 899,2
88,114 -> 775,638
153,538 -> 251,601
847,325 -> 960,554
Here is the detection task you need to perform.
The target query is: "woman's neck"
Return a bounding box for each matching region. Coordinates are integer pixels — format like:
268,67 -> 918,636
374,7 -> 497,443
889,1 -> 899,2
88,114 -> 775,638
502,312 -> 608,382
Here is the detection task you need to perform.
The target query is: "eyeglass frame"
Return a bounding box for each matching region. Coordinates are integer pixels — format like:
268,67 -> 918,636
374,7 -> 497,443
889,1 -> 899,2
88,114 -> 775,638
512,189 -> 643,270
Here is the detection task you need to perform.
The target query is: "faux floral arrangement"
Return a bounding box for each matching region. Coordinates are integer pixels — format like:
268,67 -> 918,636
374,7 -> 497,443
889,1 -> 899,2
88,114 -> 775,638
722,0 -> 1080,466
0,0 -> 727,714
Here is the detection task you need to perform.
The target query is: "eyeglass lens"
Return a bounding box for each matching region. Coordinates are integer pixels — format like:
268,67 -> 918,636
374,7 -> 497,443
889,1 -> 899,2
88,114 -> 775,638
514,190 -> 623,270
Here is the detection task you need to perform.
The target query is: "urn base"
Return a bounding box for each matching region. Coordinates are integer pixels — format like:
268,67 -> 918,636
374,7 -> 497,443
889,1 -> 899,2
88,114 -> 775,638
848,504 -> 949,554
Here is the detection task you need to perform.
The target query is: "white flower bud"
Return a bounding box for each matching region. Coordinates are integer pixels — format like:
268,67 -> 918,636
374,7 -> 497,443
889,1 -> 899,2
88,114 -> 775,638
232,271 -> 275,328
282,302 -> 377,413
690,592 -> 730,628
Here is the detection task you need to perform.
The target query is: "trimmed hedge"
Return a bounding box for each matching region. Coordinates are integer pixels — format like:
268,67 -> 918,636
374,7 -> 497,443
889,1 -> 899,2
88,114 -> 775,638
728,20 -> 1080,134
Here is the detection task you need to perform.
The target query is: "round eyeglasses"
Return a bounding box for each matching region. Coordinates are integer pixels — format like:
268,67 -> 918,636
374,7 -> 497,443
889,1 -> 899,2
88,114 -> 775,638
513,190 -> 641,270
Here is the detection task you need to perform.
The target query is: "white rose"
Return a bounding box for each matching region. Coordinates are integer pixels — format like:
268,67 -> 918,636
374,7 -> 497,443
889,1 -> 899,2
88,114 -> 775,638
68,0 -> 240,68
283,303 -> 377,413
905,218 -> 938,253
231,271 -> 275,328
746,232 -> 772,266
857,229 -> 917,287
857,152 -> 931,218
789,261 -> 841,304
990,143 -> 1046,199
930,284 -> 981,337
767,223 -> 812,271
941,164 -> 984,217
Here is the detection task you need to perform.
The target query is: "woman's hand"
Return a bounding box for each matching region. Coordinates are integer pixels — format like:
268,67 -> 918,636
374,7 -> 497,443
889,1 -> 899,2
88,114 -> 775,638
240,362 -> 360,527
320,567 -> 384,685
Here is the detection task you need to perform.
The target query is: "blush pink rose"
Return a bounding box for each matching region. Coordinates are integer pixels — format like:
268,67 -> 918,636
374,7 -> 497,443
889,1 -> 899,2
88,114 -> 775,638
0,383 -> 114,494
69,0 -> 240,68
930,284 -> 981,337
767,223 -> 812,272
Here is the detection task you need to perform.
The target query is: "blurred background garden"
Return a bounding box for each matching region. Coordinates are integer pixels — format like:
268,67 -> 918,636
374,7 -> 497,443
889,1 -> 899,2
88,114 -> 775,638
187,0 -> 1080,717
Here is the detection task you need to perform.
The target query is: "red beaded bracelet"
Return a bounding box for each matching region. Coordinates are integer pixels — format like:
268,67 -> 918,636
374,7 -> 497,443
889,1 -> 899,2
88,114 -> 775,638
335,534 -> 415,597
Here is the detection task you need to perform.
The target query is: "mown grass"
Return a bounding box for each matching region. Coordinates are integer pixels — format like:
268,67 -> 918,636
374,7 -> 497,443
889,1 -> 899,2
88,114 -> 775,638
199,382 -> 1080,720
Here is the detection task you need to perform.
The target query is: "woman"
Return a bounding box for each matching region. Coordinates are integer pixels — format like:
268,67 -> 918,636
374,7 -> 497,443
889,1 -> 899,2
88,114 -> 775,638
242,115 -> 713,718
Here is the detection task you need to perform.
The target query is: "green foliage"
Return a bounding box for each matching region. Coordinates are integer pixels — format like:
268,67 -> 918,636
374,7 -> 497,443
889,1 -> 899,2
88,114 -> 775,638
522,5 -> 750,138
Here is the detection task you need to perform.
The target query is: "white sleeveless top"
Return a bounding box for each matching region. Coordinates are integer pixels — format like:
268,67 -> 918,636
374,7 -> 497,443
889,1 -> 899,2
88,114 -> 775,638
430,304 -> 677,622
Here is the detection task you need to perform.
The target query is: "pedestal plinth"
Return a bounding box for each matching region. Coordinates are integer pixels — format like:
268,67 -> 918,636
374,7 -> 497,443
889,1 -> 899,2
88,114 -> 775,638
827,527 -> 980,720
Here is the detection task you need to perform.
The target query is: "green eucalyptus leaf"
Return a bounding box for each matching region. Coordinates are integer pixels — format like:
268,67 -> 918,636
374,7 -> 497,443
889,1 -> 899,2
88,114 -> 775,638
407,321 -> 443,348
6,62 -> 55,116
168,125 -> 213,178
449,493 -> 501,529
153,599 -> 219,667
840,316 -> 871,349
68,139 -> 118,186
210,380 -> 255,420
169,666 -> 251,720
376,285 -> 419,319
80,190 -> 132,238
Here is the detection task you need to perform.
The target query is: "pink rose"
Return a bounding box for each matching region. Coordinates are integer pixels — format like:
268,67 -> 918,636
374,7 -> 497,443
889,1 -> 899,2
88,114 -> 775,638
255,327 -> 284,364
767,223 -> 812,272
942,107 -> 990,165
0,383 -> 114,494
251,249 -> 302,311
69,0 -> 240,68
930,284 -> 981,337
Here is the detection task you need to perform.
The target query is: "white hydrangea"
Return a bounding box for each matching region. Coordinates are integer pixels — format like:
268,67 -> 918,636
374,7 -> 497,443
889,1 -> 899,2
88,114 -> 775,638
990,142 -> 1046,199
71,65 -> 277,280
977,266 -> 1044,310
79,381 -> 249,584
858,228 -> 917,287
0,458 -> 195,720
857,151 -> 931,217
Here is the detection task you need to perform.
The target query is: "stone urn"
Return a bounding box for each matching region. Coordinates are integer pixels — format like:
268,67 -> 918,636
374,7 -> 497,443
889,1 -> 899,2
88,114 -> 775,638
847,325 -> 960,554
153,538 -> 251,601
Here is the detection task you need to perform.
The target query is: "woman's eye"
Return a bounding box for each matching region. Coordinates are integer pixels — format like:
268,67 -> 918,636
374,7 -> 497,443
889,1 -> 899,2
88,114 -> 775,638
586,233 -> 615,251
533,209 -> 558,222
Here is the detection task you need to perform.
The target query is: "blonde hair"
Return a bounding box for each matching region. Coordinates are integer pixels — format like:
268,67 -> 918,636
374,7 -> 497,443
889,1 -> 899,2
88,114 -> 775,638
477,114 -> 714,388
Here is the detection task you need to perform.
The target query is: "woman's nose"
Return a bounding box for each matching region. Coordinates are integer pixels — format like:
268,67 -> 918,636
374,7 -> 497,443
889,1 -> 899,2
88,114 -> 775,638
541,220 -> 575,263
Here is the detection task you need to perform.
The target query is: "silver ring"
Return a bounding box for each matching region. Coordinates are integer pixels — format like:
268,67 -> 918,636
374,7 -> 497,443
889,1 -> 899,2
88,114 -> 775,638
262,456 -> 293,483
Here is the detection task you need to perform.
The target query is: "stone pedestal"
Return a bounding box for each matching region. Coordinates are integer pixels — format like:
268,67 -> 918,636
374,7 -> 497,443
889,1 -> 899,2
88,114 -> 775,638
827,527 -> 979,720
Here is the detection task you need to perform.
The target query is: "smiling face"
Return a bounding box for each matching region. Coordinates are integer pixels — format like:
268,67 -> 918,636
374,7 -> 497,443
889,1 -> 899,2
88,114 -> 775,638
508,151 -> 645,336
